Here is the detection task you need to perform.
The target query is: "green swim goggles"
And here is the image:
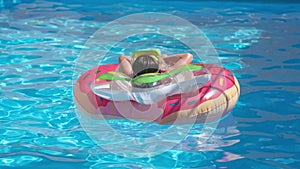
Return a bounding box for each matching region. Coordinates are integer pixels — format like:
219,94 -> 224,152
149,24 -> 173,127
132,48 -> 161,62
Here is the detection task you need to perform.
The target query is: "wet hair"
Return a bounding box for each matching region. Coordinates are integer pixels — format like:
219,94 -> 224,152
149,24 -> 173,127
132,55 -> 159,78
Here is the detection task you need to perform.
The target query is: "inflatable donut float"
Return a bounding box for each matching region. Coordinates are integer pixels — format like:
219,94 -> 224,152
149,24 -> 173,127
73,63 -> 240,124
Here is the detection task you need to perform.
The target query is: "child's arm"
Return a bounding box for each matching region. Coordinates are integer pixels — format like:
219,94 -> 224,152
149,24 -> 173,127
161,53 -> 193,71
118,55 -> 133,77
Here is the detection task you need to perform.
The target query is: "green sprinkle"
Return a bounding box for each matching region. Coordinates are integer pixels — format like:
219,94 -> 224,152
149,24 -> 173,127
188,100 -> 197,105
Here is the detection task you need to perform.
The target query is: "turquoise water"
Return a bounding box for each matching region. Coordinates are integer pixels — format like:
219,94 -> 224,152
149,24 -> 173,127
1,0 -> 300,168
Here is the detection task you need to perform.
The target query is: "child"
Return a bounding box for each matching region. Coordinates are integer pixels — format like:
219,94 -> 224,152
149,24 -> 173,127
118,49 -> 193,78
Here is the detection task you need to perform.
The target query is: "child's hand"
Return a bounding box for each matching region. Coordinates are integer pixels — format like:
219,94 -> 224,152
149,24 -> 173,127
161,54 -> 168,58
159,58 -> 168,72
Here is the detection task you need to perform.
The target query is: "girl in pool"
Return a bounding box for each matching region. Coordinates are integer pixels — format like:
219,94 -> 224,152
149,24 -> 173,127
118,49 -> 193,78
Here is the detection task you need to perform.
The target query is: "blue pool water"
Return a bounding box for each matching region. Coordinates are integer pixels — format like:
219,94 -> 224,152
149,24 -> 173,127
1,0 -> 300,168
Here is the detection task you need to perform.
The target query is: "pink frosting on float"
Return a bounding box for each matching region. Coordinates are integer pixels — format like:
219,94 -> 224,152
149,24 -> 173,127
76,63 -> 236,121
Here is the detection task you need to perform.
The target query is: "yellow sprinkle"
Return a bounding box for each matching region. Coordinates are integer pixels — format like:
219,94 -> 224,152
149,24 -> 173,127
220,78 -> 224,86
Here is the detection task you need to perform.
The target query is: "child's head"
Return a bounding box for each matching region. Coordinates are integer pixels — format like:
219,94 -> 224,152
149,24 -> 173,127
132,55 -> 159,77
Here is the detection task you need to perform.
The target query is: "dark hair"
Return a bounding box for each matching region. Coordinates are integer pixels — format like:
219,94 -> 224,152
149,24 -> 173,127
132,55 -> 159,77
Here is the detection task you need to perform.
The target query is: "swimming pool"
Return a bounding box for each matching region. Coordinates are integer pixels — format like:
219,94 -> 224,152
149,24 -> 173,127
1,0 -> 299,168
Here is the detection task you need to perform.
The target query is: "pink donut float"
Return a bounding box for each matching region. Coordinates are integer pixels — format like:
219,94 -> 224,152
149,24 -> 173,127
73,63 -> 240,124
